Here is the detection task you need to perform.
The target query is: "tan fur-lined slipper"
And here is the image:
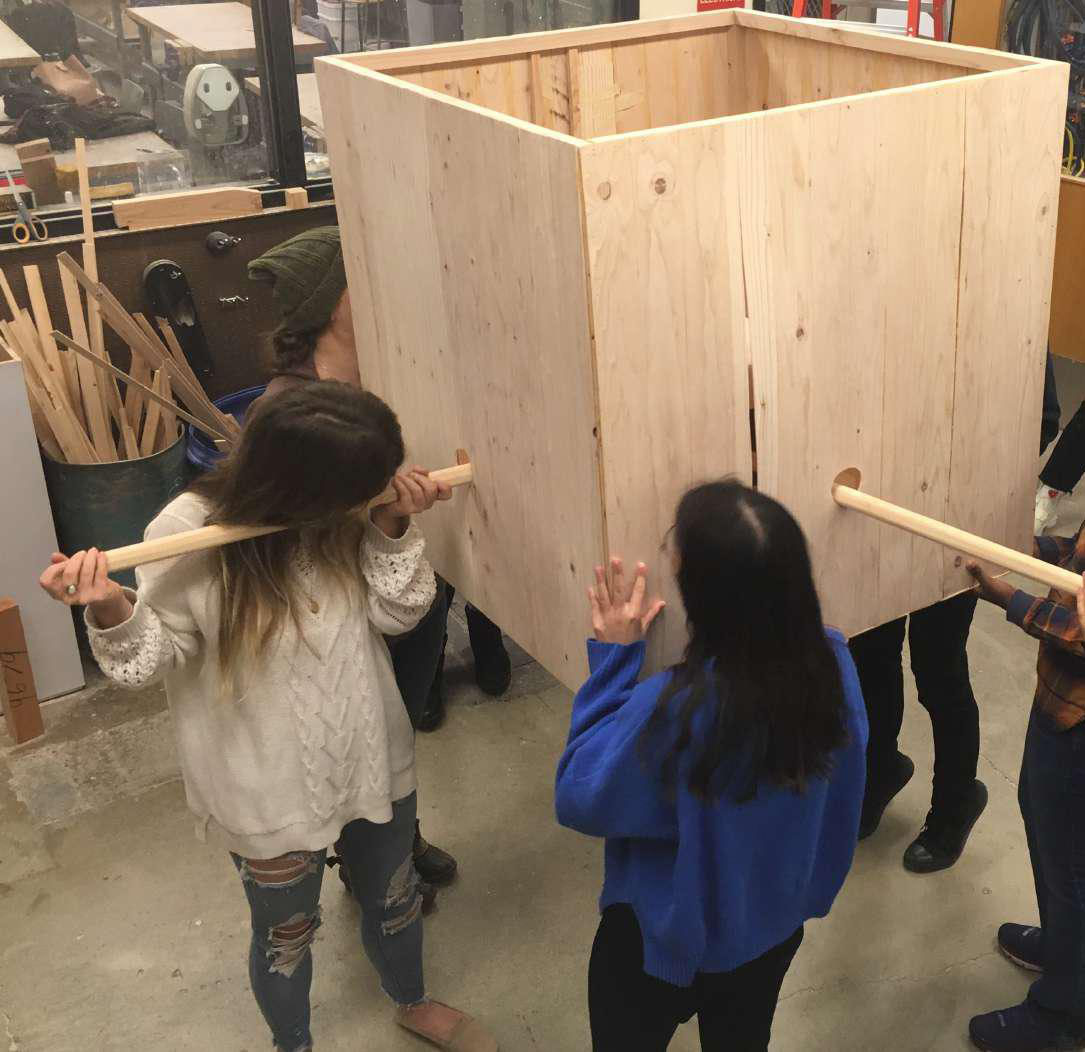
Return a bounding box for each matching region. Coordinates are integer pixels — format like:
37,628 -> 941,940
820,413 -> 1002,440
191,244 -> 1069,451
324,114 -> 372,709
395,1002 -> 499,1052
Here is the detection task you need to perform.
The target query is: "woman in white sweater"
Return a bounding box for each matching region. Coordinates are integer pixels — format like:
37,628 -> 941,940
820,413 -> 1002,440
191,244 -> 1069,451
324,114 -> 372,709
39,383 -> 498,1052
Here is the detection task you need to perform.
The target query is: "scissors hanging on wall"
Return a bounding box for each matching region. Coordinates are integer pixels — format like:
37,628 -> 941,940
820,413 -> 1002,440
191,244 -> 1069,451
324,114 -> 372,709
5,170 -> 47,244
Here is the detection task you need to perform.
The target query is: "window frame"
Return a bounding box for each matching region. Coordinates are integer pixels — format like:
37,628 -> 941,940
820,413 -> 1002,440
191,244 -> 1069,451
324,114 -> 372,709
1,0 -> 636,243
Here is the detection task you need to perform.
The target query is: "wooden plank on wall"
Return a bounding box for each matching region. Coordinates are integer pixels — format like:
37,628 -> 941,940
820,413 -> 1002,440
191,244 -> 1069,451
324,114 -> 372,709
947,63 -> 1067,591
316,59 -> 603,690
737,82 -> 967,635
1050,176 -> 1085,362
579,132 -> 752,672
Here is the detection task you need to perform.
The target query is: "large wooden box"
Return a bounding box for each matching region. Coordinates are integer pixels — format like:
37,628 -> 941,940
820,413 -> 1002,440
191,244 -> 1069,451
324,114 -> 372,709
316,11 -> 1067,690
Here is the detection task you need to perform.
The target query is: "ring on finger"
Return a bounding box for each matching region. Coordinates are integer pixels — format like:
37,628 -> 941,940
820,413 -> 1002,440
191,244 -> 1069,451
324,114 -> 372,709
65,584 -> 77,596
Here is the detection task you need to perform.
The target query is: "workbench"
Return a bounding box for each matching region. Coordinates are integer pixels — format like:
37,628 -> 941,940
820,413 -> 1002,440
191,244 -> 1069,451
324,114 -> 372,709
244,72 -> 324,142
126,3 -> 326,67
0,131 -> 184,205
0,20 -> 38,69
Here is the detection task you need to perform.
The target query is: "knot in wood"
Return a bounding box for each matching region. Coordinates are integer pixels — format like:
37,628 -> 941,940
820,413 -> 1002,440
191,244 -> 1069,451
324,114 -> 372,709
598,181 -> 612,200
652,176 -> 668,195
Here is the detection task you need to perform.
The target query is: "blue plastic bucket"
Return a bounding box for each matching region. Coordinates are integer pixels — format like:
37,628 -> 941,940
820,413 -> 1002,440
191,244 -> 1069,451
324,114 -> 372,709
185,384 -> 267,473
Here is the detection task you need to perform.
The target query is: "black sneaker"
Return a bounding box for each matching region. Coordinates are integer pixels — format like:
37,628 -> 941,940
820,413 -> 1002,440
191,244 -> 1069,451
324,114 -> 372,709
413,821 -> 458,887
903,780 -> 988,874
998,924 -> 1044,972
859,752 -> 915,840
969,999 -> 1082,1051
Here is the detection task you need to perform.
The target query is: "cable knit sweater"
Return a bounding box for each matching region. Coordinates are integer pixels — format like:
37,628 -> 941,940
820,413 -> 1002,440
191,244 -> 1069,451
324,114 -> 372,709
86,491 -> 436,859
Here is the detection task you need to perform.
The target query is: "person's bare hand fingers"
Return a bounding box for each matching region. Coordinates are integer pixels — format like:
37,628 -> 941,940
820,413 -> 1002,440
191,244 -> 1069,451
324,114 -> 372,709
50,552 -> 66,565
435,481 -> 452,501
39,560 -> 67,597
642,599 -> 666,632
78,548 -> 99,594
61,551 -> 86,599
610,557 -> 626,602
594,566 -> 611,610
411,471 -> 439,509
588,587 -> 604,632
629,563 -> 648,614
398,473 -> 426,512
93,551 -> 111,597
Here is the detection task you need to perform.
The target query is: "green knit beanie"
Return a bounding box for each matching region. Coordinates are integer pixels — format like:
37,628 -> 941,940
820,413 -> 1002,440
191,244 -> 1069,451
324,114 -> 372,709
247,226 -> 347,334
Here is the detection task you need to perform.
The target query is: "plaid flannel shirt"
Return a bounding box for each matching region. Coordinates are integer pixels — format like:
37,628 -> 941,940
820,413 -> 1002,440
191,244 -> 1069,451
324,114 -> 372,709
1006,525 -> 1085,730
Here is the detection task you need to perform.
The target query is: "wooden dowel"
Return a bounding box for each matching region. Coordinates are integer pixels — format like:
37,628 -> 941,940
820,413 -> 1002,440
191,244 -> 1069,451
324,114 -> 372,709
139,370 -> 163,456
24,265 -> 81,423
103,461 -> 475,573
831,475 -> 1082,595
52,331 -> 231,442
60,264 -> 117,461
158,373 -> 177,451
120,419 -> 139,459
55,254 -> 232,444
125,344 -> 150,432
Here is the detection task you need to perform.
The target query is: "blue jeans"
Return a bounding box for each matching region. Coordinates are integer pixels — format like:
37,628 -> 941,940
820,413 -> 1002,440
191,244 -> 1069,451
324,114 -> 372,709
1019,708 -> 1085,1026
233,794 -> 425,1051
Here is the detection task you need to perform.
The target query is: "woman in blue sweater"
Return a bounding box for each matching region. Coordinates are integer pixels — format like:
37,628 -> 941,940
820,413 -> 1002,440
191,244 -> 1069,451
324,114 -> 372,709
556,480 -> 868,1051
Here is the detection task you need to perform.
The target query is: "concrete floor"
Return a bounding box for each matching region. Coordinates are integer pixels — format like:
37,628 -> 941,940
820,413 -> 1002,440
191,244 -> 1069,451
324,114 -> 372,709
3,463 -> 1085,1051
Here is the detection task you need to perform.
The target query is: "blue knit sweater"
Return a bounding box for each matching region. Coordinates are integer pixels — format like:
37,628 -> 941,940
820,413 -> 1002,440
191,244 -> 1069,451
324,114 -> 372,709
555,632 -> 868,986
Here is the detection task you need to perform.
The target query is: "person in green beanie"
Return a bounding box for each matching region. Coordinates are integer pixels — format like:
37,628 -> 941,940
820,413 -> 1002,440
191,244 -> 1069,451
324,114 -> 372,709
247,227 -> 513,865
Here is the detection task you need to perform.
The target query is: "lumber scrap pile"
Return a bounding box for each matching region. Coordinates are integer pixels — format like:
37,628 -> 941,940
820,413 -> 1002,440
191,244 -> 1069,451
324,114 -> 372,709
0,255 -> 239,464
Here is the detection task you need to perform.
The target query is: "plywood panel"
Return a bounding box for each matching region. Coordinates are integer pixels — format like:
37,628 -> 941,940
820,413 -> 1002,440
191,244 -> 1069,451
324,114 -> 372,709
740,29 -> 975,111
578,46 -> 617,138
947,64 -> 1067,591
1050,176 -> 1085,362
0,360 -> 84,701
580,132 -> 752,671
738,83 -> 967,635
316,60 -> 603,688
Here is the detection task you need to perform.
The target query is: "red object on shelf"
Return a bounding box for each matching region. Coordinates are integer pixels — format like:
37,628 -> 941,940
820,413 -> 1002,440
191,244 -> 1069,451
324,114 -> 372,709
697,0 -> 744,11
791,0 -> 945,39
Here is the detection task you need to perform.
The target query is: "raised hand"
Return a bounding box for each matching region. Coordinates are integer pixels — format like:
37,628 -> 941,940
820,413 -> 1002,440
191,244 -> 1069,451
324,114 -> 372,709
588,557 -> 665,645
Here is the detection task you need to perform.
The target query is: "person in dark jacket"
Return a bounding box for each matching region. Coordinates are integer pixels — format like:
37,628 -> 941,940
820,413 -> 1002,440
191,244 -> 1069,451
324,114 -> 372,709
555,480 -> 868,1052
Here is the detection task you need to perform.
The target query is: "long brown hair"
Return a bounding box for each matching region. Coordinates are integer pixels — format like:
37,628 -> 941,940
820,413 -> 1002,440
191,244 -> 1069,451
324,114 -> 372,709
641,480 -> 848,802
190,382 -> 404,691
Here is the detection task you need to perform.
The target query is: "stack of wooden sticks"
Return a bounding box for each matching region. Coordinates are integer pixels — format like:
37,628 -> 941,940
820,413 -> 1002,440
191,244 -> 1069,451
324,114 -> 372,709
0,254 -> 240,464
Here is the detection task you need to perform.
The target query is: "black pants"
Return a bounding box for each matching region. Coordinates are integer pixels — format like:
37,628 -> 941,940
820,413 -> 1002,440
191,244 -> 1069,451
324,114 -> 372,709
1041,400 -> 1085,493
848,591 -> 979,814
386,580 -> 504,727
588,904 -> 802,1052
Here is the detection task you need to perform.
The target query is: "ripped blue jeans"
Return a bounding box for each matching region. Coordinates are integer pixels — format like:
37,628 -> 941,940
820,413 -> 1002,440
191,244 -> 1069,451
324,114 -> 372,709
232,793 -> 424,1052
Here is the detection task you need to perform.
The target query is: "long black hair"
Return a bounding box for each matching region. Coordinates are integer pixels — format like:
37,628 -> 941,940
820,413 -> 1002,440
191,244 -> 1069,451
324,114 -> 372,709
641,479 -> 848,802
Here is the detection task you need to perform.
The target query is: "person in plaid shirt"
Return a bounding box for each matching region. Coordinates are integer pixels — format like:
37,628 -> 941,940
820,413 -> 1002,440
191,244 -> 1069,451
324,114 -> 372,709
966,542 -> 1085,1052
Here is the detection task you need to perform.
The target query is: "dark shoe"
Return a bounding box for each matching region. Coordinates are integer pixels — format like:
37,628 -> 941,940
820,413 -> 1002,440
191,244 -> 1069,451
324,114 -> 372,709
998,923 -> 1044,972
413,822 -> 457,887
858,751 -> 915,840
326,854 -> 439,915
969,999 -> 1082,1051
416,645 -> 447,734
903,780 -> 988,874
474,642 -> 512,696
466,606 -> 512,696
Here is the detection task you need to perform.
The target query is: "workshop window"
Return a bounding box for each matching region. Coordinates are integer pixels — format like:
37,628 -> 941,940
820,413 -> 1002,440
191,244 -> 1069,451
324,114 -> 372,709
0,0 -> 630,230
